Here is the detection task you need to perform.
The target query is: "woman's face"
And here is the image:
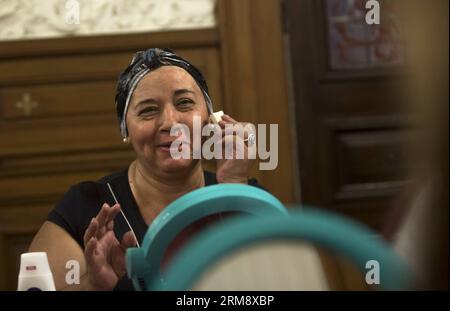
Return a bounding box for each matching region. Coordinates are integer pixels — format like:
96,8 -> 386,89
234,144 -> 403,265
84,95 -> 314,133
126,65 -> 209,174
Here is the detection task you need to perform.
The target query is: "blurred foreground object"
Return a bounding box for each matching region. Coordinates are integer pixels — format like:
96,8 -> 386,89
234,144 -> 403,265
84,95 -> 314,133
125,184 -> 411,291
157,209 -> 412,291
392,0 -> 449,290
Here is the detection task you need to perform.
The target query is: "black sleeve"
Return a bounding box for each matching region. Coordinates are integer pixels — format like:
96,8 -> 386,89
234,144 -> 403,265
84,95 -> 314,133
248,177 -> 270,193
113,275 -> 135,291
47,182 -> 105,248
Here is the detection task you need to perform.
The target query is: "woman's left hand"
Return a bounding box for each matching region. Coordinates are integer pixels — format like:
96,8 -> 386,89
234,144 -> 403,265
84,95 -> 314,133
215,114 -> 256,184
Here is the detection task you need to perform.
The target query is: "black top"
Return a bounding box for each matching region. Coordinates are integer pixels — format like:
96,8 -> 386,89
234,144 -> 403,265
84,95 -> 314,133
47,167 -> 264,290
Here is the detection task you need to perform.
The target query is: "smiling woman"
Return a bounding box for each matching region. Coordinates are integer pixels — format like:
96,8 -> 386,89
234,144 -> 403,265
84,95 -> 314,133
28,48 -> 265,291
126,65 -> 209,175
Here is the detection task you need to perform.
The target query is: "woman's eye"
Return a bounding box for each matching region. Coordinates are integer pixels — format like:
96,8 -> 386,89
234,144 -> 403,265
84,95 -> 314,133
139,107 -> 158,115
176,99 -> 194,108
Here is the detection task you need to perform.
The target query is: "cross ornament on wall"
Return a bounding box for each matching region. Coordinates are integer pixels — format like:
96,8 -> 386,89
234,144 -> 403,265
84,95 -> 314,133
16,93 -> 39,117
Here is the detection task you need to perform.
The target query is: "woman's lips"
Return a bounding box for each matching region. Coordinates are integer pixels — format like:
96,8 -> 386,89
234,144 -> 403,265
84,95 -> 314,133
156,141 -> 190,153
157,145 -> 171,152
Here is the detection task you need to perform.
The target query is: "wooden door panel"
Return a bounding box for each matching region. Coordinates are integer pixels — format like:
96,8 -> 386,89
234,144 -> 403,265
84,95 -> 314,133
285,0 -> 411,230
1,81 -> 116,120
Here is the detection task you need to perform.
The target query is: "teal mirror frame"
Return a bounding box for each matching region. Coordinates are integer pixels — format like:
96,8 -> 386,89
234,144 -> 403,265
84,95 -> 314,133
155,208 -> 413,291
126,184 -> 288,290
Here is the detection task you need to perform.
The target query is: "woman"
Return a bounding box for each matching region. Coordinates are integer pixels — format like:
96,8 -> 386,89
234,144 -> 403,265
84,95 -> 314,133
29,48 -> 261,291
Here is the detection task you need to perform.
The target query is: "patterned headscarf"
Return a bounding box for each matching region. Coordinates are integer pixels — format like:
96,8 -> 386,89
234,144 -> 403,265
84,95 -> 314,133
115,48 -> 213,139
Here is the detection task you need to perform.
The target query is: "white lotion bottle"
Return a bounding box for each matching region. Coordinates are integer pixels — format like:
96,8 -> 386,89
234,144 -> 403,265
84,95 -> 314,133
17,252 -> 56,291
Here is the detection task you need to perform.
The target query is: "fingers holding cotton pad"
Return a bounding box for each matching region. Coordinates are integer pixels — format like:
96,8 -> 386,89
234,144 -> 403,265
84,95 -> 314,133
210,111 -> 224,124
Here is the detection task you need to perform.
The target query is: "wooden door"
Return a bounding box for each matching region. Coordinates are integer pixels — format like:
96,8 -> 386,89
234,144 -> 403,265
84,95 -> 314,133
284,0 -> 414,230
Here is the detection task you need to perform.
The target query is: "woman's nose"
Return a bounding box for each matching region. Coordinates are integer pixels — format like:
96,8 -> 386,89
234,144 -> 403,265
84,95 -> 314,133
159,105 -> 179,132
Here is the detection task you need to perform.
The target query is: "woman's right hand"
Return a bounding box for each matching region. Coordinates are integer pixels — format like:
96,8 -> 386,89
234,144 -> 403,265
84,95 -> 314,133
83,203 -> 137,291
